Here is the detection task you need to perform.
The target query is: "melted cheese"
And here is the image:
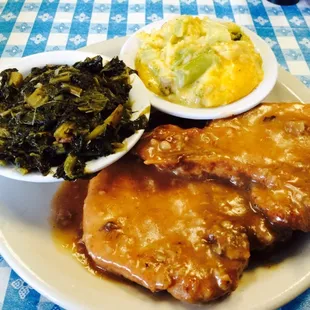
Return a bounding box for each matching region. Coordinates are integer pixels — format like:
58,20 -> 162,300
136,15 -> 264,108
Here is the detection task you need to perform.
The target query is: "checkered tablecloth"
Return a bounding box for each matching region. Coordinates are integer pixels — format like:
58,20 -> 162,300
0,0 -> 309,86
0,0 -> 309,309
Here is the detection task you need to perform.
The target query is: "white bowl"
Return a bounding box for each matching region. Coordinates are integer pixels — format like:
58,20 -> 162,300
0,51 -> 150,183
120,17 -> 278,120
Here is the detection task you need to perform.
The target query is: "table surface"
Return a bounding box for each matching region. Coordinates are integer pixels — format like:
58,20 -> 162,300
0,0 -> 309,309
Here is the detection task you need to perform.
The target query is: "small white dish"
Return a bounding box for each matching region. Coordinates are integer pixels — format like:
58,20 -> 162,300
0,51 -> 150,183
120,17 -> 278,120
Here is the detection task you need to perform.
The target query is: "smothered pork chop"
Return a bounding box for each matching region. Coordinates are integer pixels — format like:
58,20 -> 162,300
81,102 -> 310,304
136,103 -> 310,232
83,156 -> 284,303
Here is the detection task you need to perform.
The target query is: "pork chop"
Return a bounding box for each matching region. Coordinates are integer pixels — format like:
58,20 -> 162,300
136,103 -> 310,231
83,157 -> 256,303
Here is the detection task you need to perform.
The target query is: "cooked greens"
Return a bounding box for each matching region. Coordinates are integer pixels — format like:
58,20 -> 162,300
0,56 -> 148,180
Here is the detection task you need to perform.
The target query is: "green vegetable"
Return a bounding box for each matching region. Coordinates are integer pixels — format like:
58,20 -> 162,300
175,51 -> 217,88
87,104 -> 123,141
76,90 -> 108,113
61,83 -> 83,97
63,153 -> 77,180
49,72 -> 71,84
54,122 -> 76,142
8,71 -> 23,87
0,127 -> 10,138
231,32 -> 242,41
0,56 -> 148,180
26,88 -> 49,108
17,167 -> 29,175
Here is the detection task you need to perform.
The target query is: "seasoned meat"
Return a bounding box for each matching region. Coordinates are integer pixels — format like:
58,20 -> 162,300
136,103 -> 310,231
83,157 -> 253,303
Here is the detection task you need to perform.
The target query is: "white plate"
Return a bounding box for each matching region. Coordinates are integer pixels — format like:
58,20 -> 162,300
0,37 -> 309,310
120,17 -> 278,120
0,51 -> 150,183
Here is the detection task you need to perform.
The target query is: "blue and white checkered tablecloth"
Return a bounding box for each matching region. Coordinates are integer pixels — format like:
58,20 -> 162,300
0,0 -> 309,309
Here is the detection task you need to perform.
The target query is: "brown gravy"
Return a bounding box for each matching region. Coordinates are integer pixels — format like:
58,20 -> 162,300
51,180 -> 140,285
51,180 -> 96,274
51,165 -> 286,279
52,181 -> 134,285
51,180 -> 87,247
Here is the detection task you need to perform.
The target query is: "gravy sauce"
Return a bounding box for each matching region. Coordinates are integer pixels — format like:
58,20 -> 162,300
51,179 -> 143,284
51,157 -> 288,282
51,180 -> 96,274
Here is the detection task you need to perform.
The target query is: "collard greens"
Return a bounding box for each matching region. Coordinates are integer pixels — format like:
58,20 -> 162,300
0,56 -> 148,180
